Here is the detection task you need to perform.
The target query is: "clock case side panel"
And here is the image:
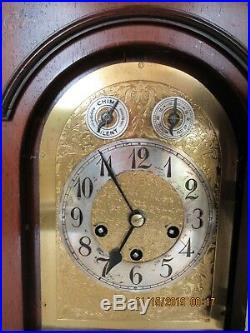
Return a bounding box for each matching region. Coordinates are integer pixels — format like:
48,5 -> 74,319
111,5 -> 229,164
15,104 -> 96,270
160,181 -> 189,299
2,8 -> 247,330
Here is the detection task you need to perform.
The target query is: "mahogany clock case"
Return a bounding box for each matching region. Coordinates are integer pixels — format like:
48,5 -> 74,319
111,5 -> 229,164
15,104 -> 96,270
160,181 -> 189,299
2,3 -> 247,330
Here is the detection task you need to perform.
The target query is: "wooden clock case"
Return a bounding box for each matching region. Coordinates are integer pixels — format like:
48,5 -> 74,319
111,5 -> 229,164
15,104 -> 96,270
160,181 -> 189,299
2,3 -> 247,330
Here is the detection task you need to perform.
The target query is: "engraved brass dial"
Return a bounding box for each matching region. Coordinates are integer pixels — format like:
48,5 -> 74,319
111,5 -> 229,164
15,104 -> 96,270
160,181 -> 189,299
40,62 -> 237,330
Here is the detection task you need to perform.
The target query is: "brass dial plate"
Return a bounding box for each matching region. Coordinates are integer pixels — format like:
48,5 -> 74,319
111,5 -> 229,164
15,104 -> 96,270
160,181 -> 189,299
40,62 -> 237,330
92,168 -> 184,262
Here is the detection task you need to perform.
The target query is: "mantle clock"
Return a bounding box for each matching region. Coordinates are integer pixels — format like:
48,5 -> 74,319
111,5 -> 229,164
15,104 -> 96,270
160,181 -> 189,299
2,3 -> 247,331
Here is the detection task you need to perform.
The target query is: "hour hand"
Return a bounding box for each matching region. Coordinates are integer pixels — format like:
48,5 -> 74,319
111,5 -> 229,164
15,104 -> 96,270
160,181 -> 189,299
102,248 -> 122,276
101,225 -> 134,276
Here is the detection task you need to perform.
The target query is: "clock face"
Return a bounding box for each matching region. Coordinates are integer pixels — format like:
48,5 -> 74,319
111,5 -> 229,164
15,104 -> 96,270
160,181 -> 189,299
60,139 -> 215,290
40,62 -> 236,330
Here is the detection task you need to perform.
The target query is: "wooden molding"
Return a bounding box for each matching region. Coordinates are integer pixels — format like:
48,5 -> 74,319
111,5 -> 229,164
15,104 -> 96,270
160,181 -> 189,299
2,6 -> 247,121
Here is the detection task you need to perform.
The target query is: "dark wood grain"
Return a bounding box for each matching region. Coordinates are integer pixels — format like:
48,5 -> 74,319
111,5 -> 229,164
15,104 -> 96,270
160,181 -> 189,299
2,2 -> 247,330
2,122 -> 23,330
2,2 -> 248,89
2,4 -> 248,120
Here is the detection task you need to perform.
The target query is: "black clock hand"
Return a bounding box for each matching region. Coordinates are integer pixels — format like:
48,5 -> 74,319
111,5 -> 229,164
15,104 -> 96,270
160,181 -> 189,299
98,152 -> 143,276
109,99 -> 118,116
97,99 -> 119,133
168,98 -> 180,136
103,225 -> 134,276
102,211 -> 146,276
98,150 -> 133,212
119,225 -> 134,251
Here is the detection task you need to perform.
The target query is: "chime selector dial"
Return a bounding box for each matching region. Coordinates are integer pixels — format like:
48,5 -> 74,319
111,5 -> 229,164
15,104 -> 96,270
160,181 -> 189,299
86,96 -> 129,139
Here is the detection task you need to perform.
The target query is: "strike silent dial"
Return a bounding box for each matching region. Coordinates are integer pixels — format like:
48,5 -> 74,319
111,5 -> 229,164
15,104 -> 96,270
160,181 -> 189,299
86,96 -> 129,139
151,96 -> 195,139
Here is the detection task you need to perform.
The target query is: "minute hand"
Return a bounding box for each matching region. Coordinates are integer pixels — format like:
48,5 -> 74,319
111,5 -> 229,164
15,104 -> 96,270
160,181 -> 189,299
98,150 -> 133,212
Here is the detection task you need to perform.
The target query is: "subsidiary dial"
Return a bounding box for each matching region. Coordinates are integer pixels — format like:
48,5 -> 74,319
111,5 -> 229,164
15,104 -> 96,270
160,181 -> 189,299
151,96 -> 195,139
86,96 -> 129,139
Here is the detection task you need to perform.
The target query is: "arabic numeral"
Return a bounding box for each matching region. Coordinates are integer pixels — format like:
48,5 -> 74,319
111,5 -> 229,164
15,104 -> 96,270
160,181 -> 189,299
79,236 -> 92,256
97,155 -> 112,176
74,177 -> 93,199
160,258 -> 173,278
129,266 -> 143,285
96,257 -> 110,277
179,238 -> 194,257
185,178 -> 198,200
164,156 -> 171,177
129,147 -> 152,169
192,208 -> 204,229
70,207 -> 83,227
